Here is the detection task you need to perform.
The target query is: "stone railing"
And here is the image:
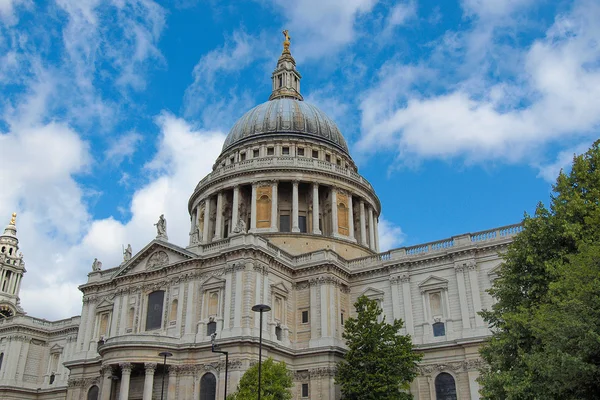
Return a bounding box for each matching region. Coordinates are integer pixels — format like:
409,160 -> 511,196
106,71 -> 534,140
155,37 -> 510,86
194,223 -> 523,271
0,314 -> 80,330
194,156 -> 375,193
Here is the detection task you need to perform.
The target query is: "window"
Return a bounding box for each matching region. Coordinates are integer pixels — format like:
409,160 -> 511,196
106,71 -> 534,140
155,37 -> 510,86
278,75 -> 282,88
302,383 -> 309,397
298,215 -> 307,233
341,313 -> 345,325
207,321 -> 217,336
253,149 -> 259,158
435,373 -> 457,400
280,215 -> 291,232
49,373 -> 55,384
87,385 -> 99,400
145,290 -> 165,331
282,146 -> 290,155
0,353 -> 3,371
275,326 -> 282,341
98,313 -> 109,337
312,150 -> 319,158
240,152 -> 246,161
127,307 -> 135,332
301,310 -> 309,324
229,156 -> 234,164
430,292 -> 443,317
267,147 -> 274,155
433,322 -> 446,337
200,373 -> 217,400
297,148 -> 305,156
208,291 -> 219,316
337,158 -> 342,166
325,154 -> 331,162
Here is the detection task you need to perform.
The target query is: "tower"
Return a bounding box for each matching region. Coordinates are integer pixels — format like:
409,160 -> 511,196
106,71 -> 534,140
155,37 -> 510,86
0,213 -> 26,318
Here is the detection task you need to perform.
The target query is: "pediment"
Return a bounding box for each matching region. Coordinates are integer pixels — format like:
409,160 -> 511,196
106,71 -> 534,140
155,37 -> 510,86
50,344 -> 64,353
112,240 -> 195,278
418,275 -> 449,292
96,299 -> 114,311
271,281 -> 290,295
360,287 -> 385,300
488,264 -> 503,280
203,276 -> 226,290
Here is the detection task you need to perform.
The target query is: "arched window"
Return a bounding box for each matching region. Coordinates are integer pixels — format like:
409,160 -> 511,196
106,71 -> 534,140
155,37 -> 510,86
0,353 -> 4,370
170,299 -> 178,322
337,202 -> 349,235
207,321 -> 217,336
145,290 -> 165,331
435,372 -> 457,400
200,373 -> 217,400
275,326 -> 282,341
256,193 -> 271,229
87,385 -> 99,400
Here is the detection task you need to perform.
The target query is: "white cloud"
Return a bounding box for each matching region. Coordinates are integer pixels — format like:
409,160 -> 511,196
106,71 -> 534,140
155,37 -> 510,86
267,0 -> 378,59
535,142 -> 592,183
377,215 -> 405,252
104,131 -> 143,165
355,0 -> 600,169
13,114 -> 226,320
387,1 -> 417,29
0,0 -> 30,25
461,0 -> 534,20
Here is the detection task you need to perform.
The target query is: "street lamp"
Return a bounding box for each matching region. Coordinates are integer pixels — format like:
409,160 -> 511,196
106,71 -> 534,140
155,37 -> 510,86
251,304 -> 271,400
211,332 -> 229,400
158,351 -> 173,400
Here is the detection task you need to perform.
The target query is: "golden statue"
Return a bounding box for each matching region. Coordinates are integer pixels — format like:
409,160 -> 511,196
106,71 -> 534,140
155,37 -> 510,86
9,212 -> 16,225
282,29 -> 291,53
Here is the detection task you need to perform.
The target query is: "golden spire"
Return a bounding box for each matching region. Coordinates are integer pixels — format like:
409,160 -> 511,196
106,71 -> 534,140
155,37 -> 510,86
282,29 -> 291,54
9,212 -> 16,226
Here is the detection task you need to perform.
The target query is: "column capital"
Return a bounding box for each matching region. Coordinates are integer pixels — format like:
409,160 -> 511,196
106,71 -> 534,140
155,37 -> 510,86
454,262 -> 465,272
144,363 -> 157,373
292,179 -> 300,186
120,362 -> 133,373
312,181 -> 319,188
101,364 -> 115,377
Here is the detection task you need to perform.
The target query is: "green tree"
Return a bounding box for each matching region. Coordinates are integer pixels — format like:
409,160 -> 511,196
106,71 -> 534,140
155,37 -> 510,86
227,357 -> 293,400
479,140 -> 600,399
335,295 -> 422,400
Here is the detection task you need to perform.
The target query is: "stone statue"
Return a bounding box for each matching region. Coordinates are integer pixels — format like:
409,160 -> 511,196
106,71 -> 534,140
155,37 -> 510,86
92,258 -> 102,271
232,218 -> 246,234
123,244 -> 132,262
154,214 -> 168,240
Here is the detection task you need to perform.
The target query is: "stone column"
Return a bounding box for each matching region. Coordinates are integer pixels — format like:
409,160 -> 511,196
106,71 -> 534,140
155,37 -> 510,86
368,206 -> 375,251
167,366 -> 177,399
454,263 -> 471,329
467,261 -> 485,327
292,180 -> 300,232
331,187 -> 338,237
119,363 -> 132,400
312,182 -> 321,234
359,200 -> 367,246
348,194 -> 355,240
232,186 -> 240,232
203,199 -> 211,244
468,369 -> 481,400
250,183 -> 257,232
143,363 -> 157,400
271,181 -> 279,231
100,365 -> 113,400
400,274 -> 414,336
373,215 -> 379,252
309,281 -> 318,343
214,191 -> 224,240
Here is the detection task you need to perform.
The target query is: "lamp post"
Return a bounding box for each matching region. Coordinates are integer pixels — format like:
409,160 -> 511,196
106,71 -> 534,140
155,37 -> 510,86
158,351 -> 173,400
251,304 -> 271,400
211,332 -> 229,400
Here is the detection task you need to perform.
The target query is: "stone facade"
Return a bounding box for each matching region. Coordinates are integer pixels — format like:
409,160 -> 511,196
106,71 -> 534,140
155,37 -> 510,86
0,34 -> 523,400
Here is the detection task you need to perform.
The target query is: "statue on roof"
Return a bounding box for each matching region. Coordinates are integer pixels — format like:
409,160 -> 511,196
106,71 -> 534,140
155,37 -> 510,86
154,214 -> 168,240
282,29 -> 291,53
10,212 -> 16,225
123,244 -> 132,262
92,258 -> 102,272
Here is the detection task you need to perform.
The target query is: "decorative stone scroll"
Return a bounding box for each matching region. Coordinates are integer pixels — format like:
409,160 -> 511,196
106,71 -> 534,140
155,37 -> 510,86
147,251 -> 169,269
293,367 -> 337,381
417,359 -> 485,375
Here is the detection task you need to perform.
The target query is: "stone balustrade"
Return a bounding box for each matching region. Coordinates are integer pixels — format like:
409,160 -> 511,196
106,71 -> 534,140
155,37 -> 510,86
193,223 -> 523,270
193,156 -> 375,194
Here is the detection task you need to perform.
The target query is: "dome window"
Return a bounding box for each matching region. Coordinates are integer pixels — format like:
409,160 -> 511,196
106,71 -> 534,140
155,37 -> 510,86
240,152 -> 246,161
253,149 -> 259,158
297,148 -> 304,156
312,150 -> 319,159
282,146 -> 290,155
325,154 -> 331,162
267,147 -> 274,156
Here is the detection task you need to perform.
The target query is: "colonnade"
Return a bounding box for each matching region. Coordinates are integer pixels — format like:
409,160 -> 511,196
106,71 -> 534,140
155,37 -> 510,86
100,362 -> 159,400
0,268 -> 22,295
190,180 -> 379,252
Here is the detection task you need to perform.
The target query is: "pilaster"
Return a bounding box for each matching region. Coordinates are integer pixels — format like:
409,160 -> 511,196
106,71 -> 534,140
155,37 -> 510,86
312,182 -> 321,234
292,180 -> 300,232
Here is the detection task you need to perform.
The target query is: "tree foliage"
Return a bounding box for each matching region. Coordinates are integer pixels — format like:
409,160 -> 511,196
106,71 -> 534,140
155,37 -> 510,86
335,295 -> 422,400
479,140 -> 600,399
227,357 -> 293,400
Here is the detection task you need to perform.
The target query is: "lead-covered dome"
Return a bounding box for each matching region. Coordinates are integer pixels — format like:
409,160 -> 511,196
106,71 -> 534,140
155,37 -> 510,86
222,98 -> 349,154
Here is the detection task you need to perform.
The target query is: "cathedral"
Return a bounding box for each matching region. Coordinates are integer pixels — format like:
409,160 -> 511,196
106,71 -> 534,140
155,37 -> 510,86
0,33 -> 522,400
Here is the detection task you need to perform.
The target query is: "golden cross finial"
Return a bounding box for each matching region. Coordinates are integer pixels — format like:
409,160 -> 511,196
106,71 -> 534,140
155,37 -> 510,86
282,29 -> 291,53
9,212 -> 16,225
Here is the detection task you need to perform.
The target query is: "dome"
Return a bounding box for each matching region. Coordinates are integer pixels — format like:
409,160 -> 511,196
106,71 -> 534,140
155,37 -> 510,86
222,98 -> 349,154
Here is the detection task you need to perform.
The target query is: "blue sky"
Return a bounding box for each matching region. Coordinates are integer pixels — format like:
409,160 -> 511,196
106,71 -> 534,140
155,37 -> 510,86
1,0 -> 598,319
